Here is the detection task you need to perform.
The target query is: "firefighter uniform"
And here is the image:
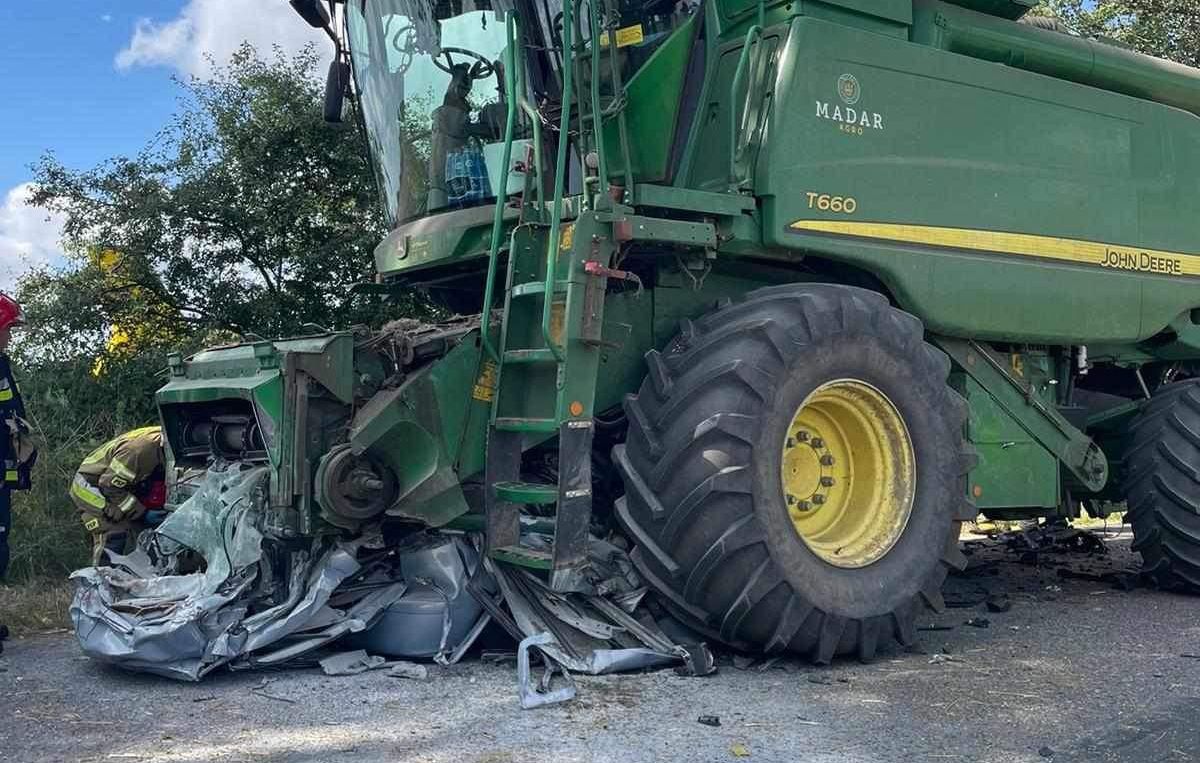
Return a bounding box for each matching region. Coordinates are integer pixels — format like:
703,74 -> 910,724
70,426 -> 164,563
0,352 -> 33,583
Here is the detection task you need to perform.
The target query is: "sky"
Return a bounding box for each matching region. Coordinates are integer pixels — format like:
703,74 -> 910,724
0,1 -> 327,291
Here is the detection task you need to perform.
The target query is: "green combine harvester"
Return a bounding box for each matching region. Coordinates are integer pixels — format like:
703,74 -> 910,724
150,0 -> 1200,664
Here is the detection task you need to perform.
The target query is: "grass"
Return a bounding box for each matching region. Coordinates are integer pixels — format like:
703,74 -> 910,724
0,577 -> 74,635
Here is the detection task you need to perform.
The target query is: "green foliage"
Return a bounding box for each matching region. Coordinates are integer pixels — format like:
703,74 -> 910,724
1034,1 -> 1200,67
27,43 -> 430,342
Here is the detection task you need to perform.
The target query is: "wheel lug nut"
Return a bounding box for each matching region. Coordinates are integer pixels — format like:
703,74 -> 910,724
796,431 -> 809,441
811,437 -> 825,449
786,437 -> 796,448
820,455 -> 835,466
812,495 -> 826,505
820,476 -> 835,487
798,501 -> 811,511
786,494 -> 797,505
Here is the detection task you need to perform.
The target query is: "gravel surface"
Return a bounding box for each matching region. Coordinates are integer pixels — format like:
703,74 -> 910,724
3,532 -> 1200,763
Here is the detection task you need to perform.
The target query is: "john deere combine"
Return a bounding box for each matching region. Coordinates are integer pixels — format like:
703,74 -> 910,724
144,0 -> 1200,664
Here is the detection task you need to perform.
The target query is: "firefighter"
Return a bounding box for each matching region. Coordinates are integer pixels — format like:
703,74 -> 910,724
70,426 -> 165,564
0,293 -> 34,656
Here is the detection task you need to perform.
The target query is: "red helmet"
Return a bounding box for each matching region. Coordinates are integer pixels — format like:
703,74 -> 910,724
0,294 -> 23,331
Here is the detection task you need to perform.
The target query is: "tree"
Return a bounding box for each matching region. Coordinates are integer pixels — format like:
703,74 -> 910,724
1034,1 -> 1200,67
26,43 -> 426,347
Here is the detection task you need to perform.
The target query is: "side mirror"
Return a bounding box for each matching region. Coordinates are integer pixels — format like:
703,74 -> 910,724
290,0 -> 331,29
325,59 -> 351,123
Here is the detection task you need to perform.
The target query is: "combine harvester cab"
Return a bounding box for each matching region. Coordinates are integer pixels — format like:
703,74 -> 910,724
72,0 -> 1200,679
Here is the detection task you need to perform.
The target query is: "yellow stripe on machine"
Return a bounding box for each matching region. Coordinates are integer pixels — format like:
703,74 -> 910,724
788,220 -> 1200,278
0,389 -> 13,402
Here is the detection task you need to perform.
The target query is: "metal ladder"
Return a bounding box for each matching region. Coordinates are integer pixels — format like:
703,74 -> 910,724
474,4 -> 626,592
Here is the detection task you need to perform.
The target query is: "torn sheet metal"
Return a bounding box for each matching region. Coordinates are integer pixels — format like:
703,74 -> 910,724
518,633 -> 577,709
69,466 -> 409,681
487,537 -> 706,678
70,463 -> 701,694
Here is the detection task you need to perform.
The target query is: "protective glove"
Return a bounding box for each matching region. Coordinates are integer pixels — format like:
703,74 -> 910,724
103,496 -> 147,523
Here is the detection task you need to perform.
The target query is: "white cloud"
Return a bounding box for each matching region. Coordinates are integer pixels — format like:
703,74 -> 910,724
115,0 -> 330,78
0,183 -> 67,292
101,13 -> 113,23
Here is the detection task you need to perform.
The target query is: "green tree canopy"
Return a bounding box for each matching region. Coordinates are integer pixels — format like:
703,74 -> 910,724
25,43 -> 416,351
1035,1 -> 1200,67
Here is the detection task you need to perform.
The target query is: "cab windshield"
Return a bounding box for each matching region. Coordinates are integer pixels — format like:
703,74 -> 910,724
347,0 -> 520,224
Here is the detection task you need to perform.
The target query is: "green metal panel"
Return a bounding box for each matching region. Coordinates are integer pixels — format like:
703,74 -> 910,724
954,375 -> 1059,509
802,0 -> 911,26
758,16 -> 1200,343
601,16 -> 698,182
374,204 -> 519,278
429,333 -> 491,478
634,184 -> 757,216
349,365 -> 470,527
157,373 -> 276,404
936,338 -> 1108,491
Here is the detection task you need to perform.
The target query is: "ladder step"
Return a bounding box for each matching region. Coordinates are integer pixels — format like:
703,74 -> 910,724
495,417 -> 559,433
511,281 -> 568,298
490,544 -> 554,570
503,349 -> 559,364
494,480 -> 558,504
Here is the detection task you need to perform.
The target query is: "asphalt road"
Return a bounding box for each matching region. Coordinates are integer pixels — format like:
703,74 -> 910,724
3,531 -> 1200,763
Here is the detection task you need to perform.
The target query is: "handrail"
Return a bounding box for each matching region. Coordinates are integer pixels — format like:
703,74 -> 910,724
585,0 -> 609,204
480,11 -> 522,364
601,0 -> 634,197
541,0 -> 576,362
727,24 -> 763,190
518,98 -> 544,211
728,0 -> 767,191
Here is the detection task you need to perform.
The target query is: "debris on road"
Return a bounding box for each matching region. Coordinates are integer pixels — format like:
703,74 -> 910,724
986,595 -> 1012,613
698,715 -> 721,727
319,650 -> 389,676
928,653 -> 964,665
250,678 -> 296,704
386,661 -> 429,680
964,618 -> 990,629
730,743 -> 751,757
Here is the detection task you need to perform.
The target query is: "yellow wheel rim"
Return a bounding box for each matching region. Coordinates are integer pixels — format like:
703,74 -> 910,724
780,379 -> 916,569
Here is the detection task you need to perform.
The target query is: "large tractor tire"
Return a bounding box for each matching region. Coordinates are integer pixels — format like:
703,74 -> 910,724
1121,380 -> 1200,589
613,284 -> 975,662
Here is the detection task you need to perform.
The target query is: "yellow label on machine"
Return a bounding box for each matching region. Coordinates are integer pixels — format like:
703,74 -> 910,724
550,301 -> 567,347
472,360 -> 498,403
559,223 -> 575,252
600,24 -> 644,48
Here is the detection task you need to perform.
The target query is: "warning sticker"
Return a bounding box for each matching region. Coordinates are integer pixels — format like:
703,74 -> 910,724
600,24 -> 644,48
472,360 -> 498,403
